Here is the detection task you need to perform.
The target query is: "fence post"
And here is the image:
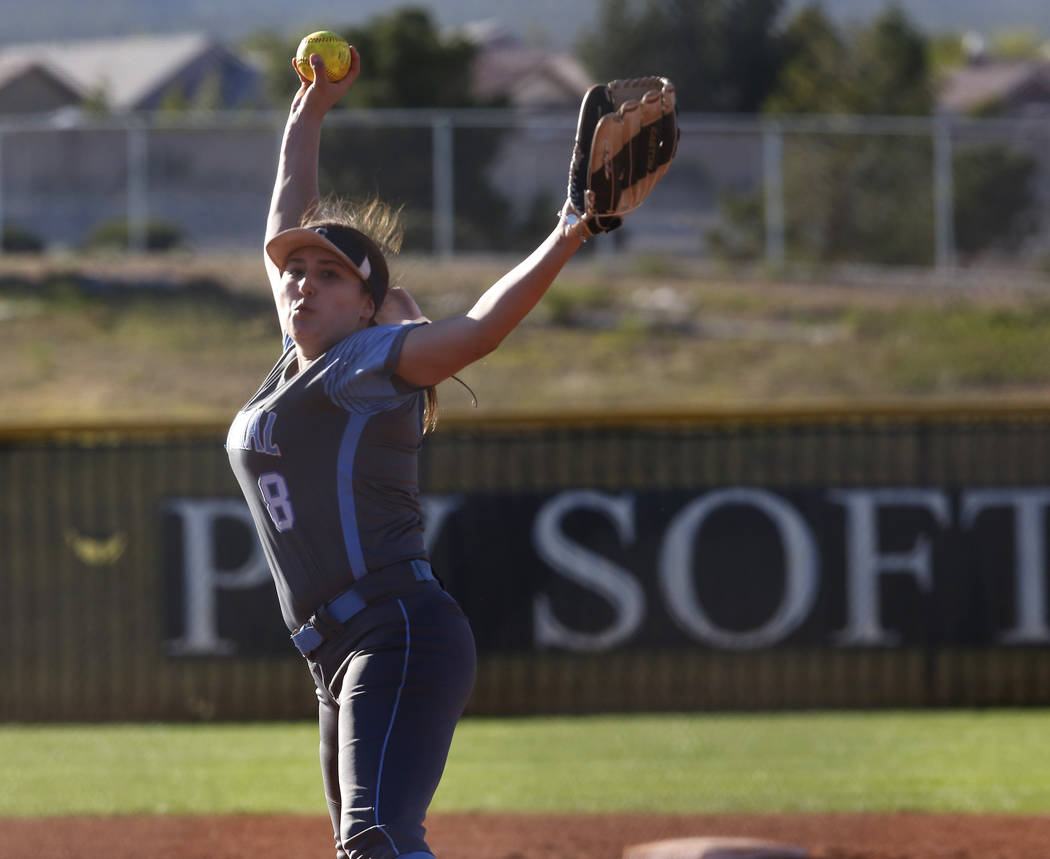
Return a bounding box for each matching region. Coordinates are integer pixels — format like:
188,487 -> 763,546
432,114 -> 454,257
127,119 -> 148,253
0,130 -> 5,251
933,114 -> 956,272
763,121 -> 785,269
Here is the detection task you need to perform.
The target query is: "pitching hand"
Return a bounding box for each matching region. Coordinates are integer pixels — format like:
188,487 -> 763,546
291,45 -> 360,118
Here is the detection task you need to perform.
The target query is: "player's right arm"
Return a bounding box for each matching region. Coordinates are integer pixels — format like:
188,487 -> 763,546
264,48 -> 359,321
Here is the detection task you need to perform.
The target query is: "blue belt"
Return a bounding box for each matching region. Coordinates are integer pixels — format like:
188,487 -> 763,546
291,559 -> 435,657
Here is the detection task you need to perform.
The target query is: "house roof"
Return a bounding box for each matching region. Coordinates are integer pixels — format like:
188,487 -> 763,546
0,56 -> 78,93
938,60 -> 1050,114
0,57 -> 83,113
474,48 -> 591,107
0,32 -> 238,111
464,20 -> 591,109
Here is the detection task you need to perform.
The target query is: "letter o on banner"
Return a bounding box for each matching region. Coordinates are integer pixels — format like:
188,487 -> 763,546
658,488 -> 819,649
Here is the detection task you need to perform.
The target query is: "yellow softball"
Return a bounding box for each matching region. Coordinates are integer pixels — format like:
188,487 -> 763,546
294,30 -> 352,82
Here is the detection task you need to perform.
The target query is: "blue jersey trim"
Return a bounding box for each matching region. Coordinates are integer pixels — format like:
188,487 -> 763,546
324,325 -> 421,411
337,412 -> 370,579
375,598 -> 412,848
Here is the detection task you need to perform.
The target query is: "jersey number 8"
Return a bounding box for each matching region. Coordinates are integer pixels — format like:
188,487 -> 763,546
258,471 -> 296,532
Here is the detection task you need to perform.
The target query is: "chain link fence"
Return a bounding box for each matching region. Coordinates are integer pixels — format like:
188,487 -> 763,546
1,110 -> 1048,271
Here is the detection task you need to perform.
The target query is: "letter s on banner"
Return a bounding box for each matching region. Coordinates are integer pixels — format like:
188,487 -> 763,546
532,490 -> 645,652
658,488 -> 819,649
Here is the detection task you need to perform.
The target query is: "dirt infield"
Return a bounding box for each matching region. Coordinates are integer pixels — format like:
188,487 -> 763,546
5,812 -> 1050,858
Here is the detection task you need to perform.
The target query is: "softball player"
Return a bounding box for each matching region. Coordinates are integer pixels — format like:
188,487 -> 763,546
226,47 -> 586,859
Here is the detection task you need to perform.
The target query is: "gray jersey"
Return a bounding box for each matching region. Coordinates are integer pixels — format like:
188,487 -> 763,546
226,323 -> 427,631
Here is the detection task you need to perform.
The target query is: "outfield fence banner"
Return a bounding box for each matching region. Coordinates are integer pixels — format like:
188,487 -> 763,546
4,406 -> 1050,720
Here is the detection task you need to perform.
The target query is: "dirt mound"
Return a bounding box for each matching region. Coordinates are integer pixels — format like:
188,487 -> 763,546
4,811 -> 1048,858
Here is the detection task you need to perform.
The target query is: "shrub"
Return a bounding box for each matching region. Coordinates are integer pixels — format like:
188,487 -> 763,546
82,219 -> 184,252
2,223 -> 44,253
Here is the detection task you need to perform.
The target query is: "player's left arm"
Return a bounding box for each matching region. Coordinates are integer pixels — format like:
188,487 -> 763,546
392,75 -> 678,386
392,224 -> 584,388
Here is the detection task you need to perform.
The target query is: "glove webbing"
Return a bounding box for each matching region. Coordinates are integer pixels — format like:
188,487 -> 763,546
588,108 -> 677,216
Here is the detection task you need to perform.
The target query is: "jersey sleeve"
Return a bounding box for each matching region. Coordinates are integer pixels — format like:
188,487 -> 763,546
322,323 -> 425,412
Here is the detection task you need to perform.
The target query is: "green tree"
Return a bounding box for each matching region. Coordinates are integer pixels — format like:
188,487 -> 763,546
252,8 -> 535,251
709,4 -> 1038,266
989,29 -> 1046,60
708,5 -> 936,265
953,145 -> 1038,258
80,84 -> 111,116
158,85 -> 191,112
336,8 -> 479,109
246,14 -> 489,110
849,5 -> 932,115
927,32 -> 969,73
240,31 -> 297,106
765,3 -> 930,115
311,8 -> 523,251
192,71 -> 225,111
761,5 -> 849,113
578,0 -> 787,112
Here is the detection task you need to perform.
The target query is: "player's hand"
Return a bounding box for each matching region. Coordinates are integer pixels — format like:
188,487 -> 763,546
375,286 -> 429,326
291,45 -> 360,118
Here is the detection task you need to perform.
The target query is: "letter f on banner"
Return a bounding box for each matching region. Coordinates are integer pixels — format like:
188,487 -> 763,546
830,489 -> 951,646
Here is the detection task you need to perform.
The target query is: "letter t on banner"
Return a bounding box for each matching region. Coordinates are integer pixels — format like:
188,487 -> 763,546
962,489 -> 1050,644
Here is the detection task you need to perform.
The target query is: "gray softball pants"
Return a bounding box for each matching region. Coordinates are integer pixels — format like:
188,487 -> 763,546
308,579 -> 476,859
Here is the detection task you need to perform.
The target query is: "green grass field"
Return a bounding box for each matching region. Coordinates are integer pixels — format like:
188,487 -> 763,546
6,253 -> 1050,423
2,710 -> 1048,818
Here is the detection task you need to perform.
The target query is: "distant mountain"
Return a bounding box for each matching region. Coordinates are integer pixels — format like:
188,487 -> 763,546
1,0 -> 1046,50
0,0 -> 596,47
